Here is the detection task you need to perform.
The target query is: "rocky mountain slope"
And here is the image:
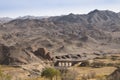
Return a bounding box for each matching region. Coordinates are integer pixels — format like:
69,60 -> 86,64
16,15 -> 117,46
0,9 -> 120,65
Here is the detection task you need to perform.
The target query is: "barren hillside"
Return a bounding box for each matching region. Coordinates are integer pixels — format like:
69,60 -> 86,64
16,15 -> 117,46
0,10 -> 120,65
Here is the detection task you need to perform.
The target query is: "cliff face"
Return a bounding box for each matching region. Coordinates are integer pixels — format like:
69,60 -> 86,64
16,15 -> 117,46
0,43 -> 52,65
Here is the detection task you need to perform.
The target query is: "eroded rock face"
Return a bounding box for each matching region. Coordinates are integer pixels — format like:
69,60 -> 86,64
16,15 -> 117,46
34,48 -> 47,58
33,48 -> 52,60
46,52 -> 52,60
0,44 -> 49,65
0,44 -> 10,64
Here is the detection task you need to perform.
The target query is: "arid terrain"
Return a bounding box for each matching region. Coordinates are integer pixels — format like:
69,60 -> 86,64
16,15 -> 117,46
0,10 -> 120,80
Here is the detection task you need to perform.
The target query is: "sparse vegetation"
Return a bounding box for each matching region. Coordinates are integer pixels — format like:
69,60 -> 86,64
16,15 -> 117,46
81,71 -> 96,80
60,68 -> 78,80
111,57 -> 117,61
41,67 -> 60,80
80,60 -> 90,67
0,67 -> 12,80
91,61 -> 105,68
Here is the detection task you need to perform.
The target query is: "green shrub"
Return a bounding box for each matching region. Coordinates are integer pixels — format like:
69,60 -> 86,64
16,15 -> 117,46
41,67 -> 60,80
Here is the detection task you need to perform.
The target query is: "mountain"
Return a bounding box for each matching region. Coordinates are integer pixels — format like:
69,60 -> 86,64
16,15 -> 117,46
0,9 -> 120,65
0,17 -> 12,23
16,15 -> 49,20
118,12 -> 120,17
